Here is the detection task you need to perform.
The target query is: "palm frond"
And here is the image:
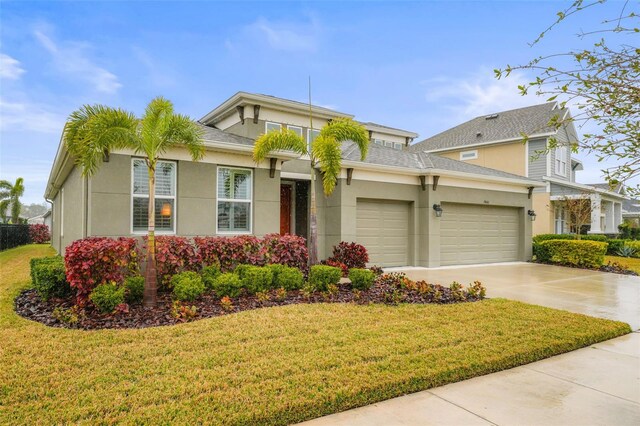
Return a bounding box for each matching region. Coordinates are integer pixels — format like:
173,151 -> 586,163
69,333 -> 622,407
311,135 -> 342,195
12,177 -> 24,198
160,114 -> 205,161
253,128 -> 307,163
319,117 -> 369,161
0,200 -> 9,222
140,97 -> 174,159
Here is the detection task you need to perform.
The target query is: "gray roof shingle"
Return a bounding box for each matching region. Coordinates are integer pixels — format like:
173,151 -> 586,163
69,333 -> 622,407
197,123 -> 255,147
409,102 -> 564,152
623,199 -> 640,214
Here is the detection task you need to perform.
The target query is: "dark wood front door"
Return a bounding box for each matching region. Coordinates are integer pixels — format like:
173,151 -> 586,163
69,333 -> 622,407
280,185 -> 292,235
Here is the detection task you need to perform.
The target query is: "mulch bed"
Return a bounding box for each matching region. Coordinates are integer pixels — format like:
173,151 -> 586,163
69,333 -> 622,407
15,277 -> 482,330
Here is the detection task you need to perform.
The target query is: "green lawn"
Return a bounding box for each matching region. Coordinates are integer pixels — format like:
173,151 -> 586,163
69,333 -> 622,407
605,255 -> 640,274
0,245 -> 631,425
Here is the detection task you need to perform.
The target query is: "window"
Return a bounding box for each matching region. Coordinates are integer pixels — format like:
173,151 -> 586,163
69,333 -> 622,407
307,129 -> 320,149
217,167 -> 252,233
265,122 -> 281,133
287,125 -> 303,137
460,150 -> 478,161
554,206 -> 565,234
132,159 -> 176,233
393,142 -> 403,150
555,146 -> 567,176
384,141 -> 394,148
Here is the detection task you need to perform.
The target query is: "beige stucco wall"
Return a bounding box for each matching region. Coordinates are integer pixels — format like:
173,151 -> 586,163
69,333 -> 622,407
439,142 -> 527,177
532,192 -> 553,235
58,166 -> 86,251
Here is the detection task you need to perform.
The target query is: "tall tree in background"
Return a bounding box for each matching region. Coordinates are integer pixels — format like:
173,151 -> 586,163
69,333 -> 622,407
495,0 -> 639,194
64,97 -> 204,307
253,117 -> 369,265
0,177 -> 25,223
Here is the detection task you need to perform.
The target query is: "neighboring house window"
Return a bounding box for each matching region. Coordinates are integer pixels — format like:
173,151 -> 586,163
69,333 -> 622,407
308,129 -> 320,150
287,125 -> 303,137
460,150 -> 478,161
372,138 -> 384,146
217,167 -> 252,233
132,159 -> 176,233
265,122 -> 281,133
384,141 -> 394,148
555,146 -> 567,176
393,142 -> 403,150
554,206 -> 565,234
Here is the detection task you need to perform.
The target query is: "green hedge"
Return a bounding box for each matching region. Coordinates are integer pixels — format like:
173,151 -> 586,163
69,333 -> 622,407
309,265 -> 341,291
30,256 -> 71,301
241,266 -> 274,294
171,271 -> 205,302
538,240 -> 607,268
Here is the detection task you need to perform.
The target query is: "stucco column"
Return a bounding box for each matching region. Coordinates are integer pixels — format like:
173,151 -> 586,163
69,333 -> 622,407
588,193 -> 602,234
604,200 -> 615,233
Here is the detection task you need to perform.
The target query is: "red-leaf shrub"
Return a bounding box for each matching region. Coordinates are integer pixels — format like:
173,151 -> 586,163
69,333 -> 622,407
29,224 -> 50,244
194,235 -> 266,272
328,241 -> 369,269
262,233 -> 308,270
65,237 -> 139,306
153,236 -> 201,286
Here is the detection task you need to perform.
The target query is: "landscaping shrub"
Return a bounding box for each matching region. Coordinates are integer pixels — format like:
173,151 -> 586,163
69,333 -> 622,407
65,237 -> 139,306
171,271 -> 205,302
580,234 -> 608,242
615,244 -> 637,258
234,264 -> 252,279
90,282 -> 125,313
619,222 -> 640,240
124,276 -> 145,304
29,224 -> 50,244
308,265 -> 342,291
31,256 -> 71,301
622,241 -> 640,257
154,236 -> 201,286
348,268 -> 375,290
262,233 -> 308,270
328,241 -> 369,269
268,264 -> 304,290
322,258 -> 348,277
607,239 -> 625,255
241,266 -> 274,294
532,234 -> 577,244
194,235 -> 266,272
201,264 -> 222,290
212,273 -> 243,298
538,240 -> 607,268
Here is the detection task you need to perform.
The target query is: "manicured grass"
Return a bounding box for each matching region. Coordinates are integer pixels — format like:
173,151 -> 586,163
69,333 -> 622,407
0,245 -> 631,425
605,255 -> 640,274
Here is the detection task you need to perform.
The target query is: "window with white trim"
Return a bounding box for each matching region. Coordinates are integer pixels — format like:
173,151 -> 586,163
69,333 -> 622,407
372,138 -> 384,146
217,167 -> 252,233
460,150 -> 478,161
132,159 -> 176,233
265,122 -> 281,133
393,142 -> 403,150
384,141 -> 394,148
554,205 -> 565,234
287,125 -> 303,137
555,146 -> 567,176
307,128 -> 320,149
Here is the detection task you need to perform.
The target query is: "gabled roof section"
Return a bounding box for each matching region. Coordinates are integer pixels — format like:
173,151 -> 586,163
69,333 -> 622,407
359,121 -> 418,138
197,123 -> 255,147
199,91 -> 353,126
409,102 -> 566,152
587,182 -> 625,194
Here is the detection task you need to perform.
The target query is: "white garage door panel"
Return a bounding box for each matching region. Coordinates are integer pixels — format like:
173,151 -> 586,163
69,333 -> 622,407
440,203 -> 520,266
356,200 -> 410,267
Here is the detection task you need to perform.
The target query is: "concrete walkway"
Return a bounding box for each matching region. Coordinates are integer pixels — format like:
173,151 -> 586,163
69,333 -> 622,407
300,263 -> 640,425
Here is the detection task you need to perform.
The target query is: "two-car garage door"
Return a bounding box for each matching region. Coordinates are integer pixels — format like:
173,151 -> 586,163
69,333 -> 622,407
356,200 -> 410,267
440,203 -> 520,266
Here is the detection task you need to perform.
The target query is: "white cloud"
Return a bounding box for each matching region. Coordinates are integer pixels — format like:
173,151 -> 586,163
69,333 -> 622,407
34,28 -> 122,94
0,54 -> 26,80
229,16 -> 321,53
0,97 -> 65,134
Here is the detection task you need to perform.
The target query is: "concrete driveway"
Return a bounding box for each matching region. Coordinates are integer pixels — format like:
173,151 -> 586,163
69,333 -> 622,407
300,263 -> 640,426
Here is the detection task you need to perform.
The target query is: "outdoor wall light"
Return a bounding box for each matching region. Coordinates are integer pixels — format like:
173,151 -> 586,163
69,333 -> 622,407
528,209 -> 537,221
433,204 -> 443,217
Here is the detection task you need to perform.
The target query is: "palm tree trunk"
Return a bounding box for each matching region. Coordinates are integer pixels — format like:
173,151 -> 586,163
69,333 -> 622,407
143,166 -> 158,307
308,165 -> 319,265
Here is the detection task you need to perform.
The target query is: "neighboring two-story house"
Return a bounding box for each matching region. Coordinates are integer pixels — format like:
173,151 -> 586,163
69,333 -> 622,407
408,102 -> 627,236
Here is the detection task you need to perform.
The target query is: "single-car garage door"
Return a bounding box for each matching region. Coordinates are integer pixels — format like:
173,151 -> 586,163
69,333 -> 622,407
356,200 -> 410,267
440,203 -> 520,266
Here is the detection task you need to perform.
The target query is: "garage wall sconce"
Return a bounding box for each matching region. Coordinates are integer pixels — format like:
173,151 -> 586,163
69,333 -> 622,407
433,204 -> 443,217
528,209 -> 537,221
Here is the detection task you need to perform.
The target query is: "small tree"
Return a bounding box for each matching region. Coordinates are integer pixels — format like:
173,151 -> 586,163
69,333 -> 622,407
0,177 -> 25,223
557,195 -> 594,238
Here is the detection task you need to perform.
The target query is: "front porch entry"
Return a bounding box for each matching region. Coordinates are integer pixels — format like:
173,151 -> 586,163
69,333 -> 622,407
280,181 -> 309,239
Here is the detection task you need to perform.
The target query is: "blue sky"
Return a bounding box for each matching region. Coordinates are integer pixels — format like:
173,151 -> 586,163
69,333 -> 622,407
0,0 -> 632,204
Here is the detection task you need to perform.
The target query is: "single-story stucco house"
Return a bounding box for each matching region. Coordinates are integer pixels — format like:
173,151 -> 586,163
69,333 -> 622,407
46,92 -> 552,267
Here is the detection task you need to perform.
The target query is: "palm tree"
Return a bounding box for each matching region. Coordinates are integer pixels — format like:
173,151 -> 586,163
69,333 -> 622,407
0,177 -> 25,223
64,97 -> 205,307
253,117 -> 369,264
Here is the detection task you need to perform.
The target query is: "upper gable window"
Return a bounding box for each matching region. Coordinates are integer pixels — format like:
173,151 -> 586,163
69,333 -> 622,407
555,146 -> 567,176
372,138 -> 384,146
287,125 -> 303,137
460,150 -> 478,161
265,122 -> 281,133
393,142 -> 403,150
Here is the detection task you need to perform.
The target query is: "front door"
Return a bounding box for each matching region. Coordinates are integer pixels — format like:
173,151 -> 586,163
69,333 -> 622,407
280,185 -> 292,235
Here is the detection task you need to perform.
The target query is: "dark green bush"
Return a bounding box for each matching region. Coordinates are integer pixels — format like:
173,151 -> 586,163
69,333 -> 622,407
308,265 -> 342,292
348,268 -> 375,290
31,256 -> 71,301
212,273 -> 243,298
241,266 -> 274,294
268,264 -> 304,290
607,239 -> 625,255
171,271 -> 205,302
90,282 -> 125,313
202,264 -> 222,290
124,276 -> 144,304
234,264 -> 252,280
538,240 -> 607,268
580,234 -> 608,242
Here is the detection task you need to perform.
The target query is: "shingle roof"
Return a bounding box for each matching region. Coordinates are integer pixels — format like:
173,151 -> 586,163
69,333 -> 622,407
341,141 -> 536,182
197,123 -> 255,147
409,102 -> 564,152
622,199 -> 640,214
587,182 -> 624,194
